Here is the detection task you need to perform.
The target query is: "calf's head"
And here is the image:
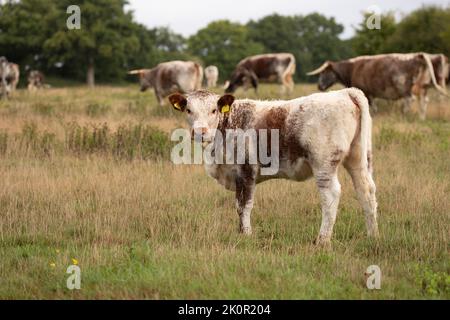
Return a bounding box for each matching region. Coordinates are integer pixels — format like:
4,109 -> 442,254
169,91 -> 235,141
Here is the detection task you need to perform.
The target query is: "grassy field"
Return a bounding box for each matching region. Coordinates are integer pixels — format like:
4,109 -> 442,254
0,84 -> 449,299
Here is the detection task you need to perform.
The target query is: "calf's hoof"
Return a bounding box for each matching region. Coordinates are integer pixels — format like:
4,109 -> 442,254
367,228 -> 380,239
314,234 -> 332,248
240,226 -> 252,235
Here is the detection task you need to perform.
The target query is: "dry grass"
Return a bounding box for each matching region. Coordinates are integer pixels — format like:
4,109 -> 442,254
0,84 -> 448,299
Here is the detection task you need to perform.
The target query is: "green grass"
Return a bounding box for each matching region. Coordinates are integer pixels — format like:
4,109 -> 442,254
0,84 -> 448,299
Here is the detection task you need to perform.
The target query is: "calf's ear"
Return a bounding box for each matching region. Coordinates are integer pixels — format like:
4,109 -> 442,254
168,93 -> 187,112
217,94 -> 235,114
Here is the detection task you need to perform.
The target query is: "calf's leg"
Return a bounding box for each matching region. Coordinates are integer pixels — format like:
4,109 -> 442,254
345,165 -> 379,238
235,170 -> 256,235
314,169 -> 341,245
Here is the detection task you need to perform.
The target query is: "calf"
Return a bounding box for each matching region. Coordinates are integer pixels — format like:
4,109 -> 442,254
204,65 -> 219,88
169,88 -> 378,245
128,60 -> 203,106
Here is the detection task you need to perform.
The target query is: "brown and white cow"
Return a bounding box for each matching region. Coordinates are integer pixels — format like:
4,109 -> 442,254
225,53 -> 296,95
169,88 -> 378,245
307,52 -> 448,119
204,65 -> 219,88
0,57 -> 20,98
128,60 -> 203,106
27,70 -> 45,91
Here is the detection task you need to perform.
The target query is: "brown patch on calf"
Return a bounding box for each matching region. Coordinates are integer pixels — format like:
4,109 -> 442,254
285,106 -> 308,162
256,106 -> 309,164
229,102 -> 256,129
216,101 -> 256,156
265,108 -> 288,129
255,107 -> 287,158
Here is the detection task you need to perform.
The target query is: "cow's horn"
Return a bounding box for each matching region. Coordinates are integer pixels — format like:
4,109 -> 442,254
306,62 -> 330,76
127,69 -> 149,75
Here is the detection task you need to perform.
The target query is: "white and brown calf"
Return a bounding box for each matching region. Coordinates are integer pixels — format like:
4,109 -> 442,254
169,88 -> 379,245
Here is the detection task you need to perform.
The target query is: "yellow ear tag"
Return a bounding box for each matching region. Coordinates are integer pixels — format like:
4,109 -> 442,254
221,104 -> 230,113
174,102 -> 181,110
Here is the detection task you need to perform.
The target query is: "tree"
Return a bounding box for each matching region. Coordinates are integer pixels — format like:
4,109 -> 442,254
352,12 -> 397,55
0,0 -> 58,72
44,0 -> 140,86
386,6 -> 450,56
151,27 -> 196,63
247,13 -> 353,81
125,23 -> 161,71
188,20 -> 264,81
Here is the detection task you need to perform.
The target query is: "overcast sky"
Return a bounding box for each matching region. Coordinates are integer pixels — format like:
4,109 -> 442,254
126,0 -> 449,39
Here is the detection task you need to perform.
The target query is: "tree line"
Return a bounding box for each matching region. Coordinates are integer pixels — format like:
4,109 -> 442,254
1,0 -> 449,86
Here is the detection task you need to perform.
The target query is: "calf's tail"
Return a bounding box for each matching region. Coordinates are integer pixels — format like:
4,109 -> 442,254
348,88 -> 372,172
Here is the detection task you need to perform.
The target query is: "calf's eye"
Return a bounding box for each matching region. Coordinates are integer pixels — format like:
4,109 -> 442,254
186,109 -> 192,114
212,109 -> 217,114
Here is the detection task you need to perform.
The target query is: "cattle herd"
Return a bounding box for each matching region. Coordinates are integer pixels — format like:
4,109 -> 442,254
123,51 -> 449,119
1,50 -> 448,244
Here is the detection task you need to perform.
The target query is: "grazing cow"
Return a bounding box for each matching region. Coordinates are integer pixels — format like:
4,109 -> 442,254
128,60 -> 203,106
204,65 -> 219,88
225,53 -> 296,95
0,57 -> 20,98
169,88 -> 378,245
28,70 -> 45,91
307,53 -> 448,119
